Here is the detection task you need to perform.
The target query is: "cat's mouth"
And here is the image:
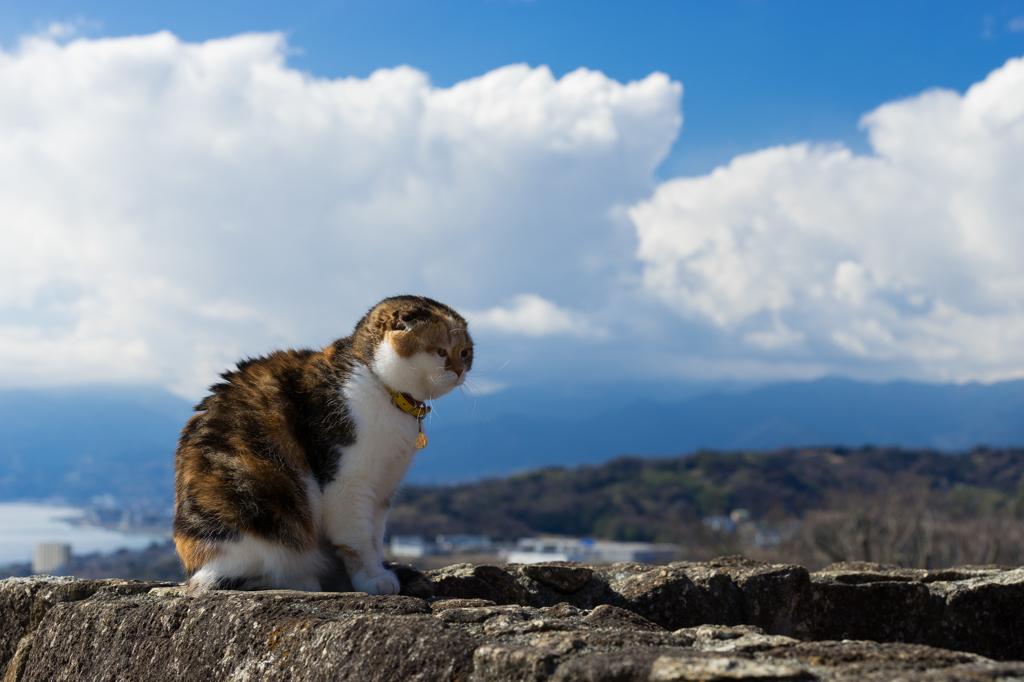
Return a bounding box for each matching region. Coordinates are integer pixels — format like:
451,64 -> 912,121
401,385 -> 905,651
430,369 -> 465,396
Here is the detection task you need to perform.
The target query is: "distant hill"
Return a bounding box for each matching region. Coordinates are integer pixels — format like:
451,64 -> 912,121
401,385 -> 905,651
390,446 -> 1024,542
409,377 -> 1024,482
2,378 -> 1024,503
0,386 -> 193,505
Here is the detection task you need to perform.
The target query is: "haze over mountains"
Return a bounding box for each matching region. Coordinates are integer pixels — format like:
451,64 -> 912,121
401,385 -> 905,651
2,378 -> 1023,505
418,378 -> 1024,484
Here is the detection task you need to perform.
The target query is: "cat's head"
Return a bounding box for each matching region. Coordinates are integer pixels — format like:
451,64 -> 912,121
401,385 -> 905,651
352,295 -> 473,402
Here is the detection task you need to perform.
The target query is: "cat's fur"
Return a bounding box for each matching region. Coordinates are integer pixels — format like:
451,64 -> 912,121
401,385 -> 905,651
173,295 -> 472,596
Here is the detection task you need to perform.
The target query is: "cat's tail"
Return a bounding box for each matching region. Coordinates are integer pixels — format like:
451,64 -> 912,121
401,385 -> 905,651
177,533 -> 327,593
187,565 -> 324,593
187,572 -> 264,594
384,561 -> 434,599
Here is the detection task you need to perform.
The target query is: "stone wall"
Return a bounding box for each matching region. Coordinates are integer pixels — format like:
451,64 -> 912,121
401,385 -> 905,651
2,557 -> 1023,681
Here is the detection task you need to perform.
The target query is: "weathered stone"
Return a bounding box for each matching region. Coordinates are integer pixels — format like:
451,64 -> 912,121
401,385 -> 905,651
19,590 -> 475,682
521,563 -> 594,594
649,655 -> 815,681
548,648 -> 671,682
700,557 -> 811,637
681,624 -> 799,653
764,640 -> 988,668
760,639 -> 1024,681
484,616 -> 586,638
431,598 -> 496,610
429,564 -> 529,605
673,564 -> 746,625
582,604 -> 666,632
816,561 -> 920,582
605,564 -> 716,631
503,562 -> 611,610
927,568 -> 1024,661
287,591 -> 434,616
511,558 -> 807,636
434,604 -> 535,624
792,562 -> 1024,660
797,573 -> 933,643
549,650 -> 729,682
528,628 -> 696,655
825,664 -> 1024,682
6,560 -> 1024,681
471,644 -> 559,682
0,576 -> 174,677
917,566 -> 1014,583
2,632 -> 34,682
543,602 -> 583,619
816,561 -> 1012,585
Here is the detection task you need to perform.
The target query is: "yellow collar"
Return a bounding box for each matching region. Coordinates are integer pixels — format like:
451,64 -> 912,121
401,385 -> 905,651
387,388 -> 431,420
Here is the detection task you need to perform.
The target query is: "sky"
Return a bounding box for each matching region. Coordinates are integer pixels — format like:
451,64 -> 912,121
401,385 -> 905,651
1,1 -> 1024,399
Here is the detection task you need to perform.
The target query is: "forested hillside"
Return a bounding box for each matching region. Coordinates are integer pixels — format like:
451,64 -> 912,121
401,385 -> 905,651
389,446 -> 1024,568
392,446 -> 1024,540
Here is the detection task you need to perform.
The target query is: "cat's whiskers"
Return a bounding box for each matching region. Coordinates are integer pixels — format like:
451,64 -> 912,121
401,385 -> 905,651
463,311 -> 490,329
457,385 -> 480,418
459,354 -> 511,378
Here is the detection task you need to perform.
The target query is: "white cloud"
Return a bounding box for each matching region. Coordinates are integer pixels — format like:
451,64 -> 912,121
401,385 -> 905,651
42,22 -> 79,40
9,28 -> 1021,393
468,294 -> 601,338
0,30 -> 681,396
630,54 -> 1024,382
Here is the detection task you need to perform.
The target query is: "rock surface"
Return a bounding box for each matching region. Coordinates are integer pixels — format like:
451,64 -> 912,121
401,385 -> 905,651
2,558 -> 1024,681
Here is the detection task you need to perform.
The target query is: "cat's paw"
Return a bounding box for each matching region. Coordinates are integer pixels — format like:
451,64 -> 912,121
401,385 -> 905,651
352,568 -> 401,595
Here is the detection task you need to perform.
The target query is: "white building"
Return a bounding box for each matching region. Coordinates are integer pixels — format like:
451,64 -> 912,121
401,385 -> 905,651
389,535 -> 438,558
33,543 -> 71,574
434,534 -> 492,553
503,537 -> 679,565
389,534 -> 495,557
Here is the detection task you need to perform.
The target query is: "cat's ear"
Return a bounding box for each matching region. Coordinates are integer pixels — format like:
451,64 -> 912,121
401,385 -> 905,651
391,310 -> 418,332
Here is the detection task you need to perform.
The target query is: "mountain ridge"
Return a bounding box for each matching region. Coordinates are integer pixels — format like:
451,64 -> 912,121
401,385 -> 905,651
2,377 -> 1023,502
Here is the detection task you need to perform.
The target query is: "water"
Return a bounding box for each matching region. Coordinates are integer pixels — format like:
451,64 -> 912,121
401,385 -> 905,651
0,503 -> 168,566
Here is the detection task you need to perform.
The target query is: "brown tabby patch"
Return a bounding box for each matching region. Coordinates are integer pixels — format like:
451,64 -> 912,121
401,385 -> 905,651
175,536 -> 221,575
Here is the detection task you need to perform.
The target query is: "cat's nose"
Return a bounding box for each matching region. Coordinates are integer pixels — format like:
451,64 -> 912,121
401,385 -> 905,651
447,358 -> 464,376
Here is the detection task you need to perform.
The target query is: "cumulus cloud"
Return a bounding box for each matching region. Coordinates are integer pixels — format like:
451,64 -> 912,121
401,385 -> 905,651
468,294 -> 602,338
630,55 -> 1024,382
0,30 -> 681,396
8,27 -> 1021,393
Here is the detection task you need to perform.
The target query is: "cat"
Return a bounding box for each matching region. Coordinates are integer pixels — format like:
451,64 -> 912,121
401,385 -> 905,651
172,295 -> 472,596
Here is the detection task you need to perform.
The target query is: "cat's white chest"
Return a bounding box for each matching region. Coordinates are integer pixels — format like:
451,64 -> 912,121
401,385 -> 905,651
317,362 -> 422,591
344,364 -> 419,451
326,362 -> 420,502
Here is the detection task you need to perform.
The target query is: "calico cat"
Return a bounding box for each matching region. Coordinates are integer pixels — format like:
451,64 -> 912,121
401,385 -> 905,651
173,295 -> 472,596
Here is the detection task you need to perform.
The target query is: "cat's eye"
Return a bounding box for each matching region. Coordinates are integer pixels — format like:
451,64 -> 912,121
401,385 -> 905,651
460,349 -> 469,358
436,348 -> 447,357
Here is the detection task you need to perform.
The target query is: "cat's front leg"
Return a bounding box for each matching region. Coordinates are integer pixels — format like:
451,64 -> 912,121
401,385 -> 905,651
329,531 -> 399,595
323,487 -> 399,595
350,562 -> 400,595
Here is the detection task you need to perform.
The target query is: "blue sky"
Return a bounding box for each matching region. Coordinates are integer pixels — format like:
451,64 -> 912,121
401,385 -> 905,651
1,1 -> 1024,397
6,0 -> 1024,176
